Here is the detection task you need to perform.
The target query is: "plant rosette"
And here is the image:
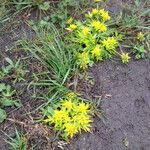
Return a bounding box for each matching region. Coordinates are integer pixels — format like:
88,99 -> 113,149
43,92 -> 93,140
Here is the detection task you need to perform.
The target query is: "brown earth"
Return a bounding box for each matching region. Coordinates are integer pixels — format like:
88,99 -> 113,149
64,59 -> 150,150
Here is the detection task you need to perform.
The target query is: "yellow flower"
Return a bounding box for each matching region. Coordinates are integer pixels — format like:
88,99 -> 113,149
66,17 -> 73,24
66,92 -> 77,99
102,37 -> 118,52
109,37 -> 117,45
94,0 -> 102,2
52,110 -> 64,121
98,23 -> 107,32
75,102 -> 90,114
64,123 -> 78,138
52,110 -> 70,127
137,32 -> 144,41
66,24 -> 77,31
99,9 -> 110,21
73,114 -> 92,132
91,45 -> 103,61
120,53 -> 131,63
61,99 -> 74,110
82,27 -> 90,35
91,21 -> 100,29
91,21 -> 107,32
63,114 -> 71,123
91,8 -> 99,15
78,52 -> 90,69
44,97 -> 93,140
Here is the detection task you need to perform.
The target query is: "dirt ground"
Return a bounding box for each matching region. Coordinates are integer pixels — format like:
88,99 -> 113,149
64,59 -> 150,150
0,59 -> 150,150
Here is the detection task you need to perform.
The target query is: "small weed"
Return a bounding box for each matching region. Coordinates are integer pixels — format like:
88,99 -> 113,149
50,0 -> 88,27
0,0 -> 50,25
12,0 -> 50,11
4,128 -> 28,150
115,0 -> 150,30
133,45 -> 146,59
0,83 -> 20,123
0,57 -> 27,84
132,31 -> 150,59
110,0 -> 150,60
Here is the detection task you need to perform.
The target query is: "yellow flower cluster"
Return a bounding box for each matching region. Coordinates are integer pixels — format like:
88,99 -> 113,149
120,53 -> 131,63
44,93 -> 92,139
91,8 -> 99,15
137,32 -> 145,41
99,9 -> 110,21
66,17 -> 73,24
66,24 -> 77,31
91,45 -> 103,61
87,8 -> 110,22
91,20 -> 107,32
78,52 -> 91,69
66,7 -> 130,69
82,26 -> 90,35
102,37 -> 118,53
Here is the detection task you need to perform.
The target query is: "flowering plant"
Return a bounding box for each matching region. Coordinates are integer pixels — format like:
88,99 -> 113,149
66,8 -> 130,69
44,92 -> 93,140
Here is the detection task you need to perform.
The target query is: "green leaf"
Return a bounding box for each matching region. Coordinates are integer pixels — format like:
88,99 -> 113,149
0,108 -> 7,123
14,59 -> 20,68
140,9 -> 150,17
13,100 -> 22,107
39,2 -> 49,11
2,85 -> 15,97
5,57 -> 14,67
47,106 -> 54,115
2,65 -> 12,74
1,98 -> 14,107
0,83 -> 6,92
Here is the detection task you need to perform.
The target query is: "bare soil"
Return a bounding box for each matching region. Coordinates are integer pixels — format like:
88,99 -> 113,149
64,59 -> 150,150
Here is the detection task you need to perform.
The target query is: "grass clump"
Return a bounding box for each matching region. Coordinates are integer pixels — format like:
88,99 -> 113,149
4,128 -> 28,150
20,21 -> 77,106
44,92 -> 93,140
